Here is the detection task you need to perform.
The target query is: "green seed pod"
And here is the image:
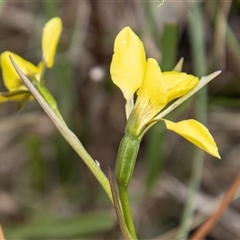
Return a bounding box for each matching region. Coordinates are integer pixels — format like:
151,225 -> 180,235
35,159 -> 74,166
115,133 -> 141,187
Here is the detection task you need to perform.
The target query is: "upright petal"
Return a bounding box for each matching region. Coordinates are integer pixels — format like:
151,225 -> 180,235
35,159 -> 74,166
0,51 -> 39,91
137,58 -> 168,110
127,58 -> 168,136
110,27 -> 146,101
42,17 -> 62,68
163,119 -> 220,158
163,71 -> 199,102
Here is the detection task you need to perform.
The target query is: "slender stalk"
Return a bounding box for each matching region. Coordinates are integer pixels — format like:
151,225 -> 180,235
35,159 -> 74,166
176,2 -> 208,239
108,168 -> 133,240
118,185 -> 138,239
115,133 -> 139,238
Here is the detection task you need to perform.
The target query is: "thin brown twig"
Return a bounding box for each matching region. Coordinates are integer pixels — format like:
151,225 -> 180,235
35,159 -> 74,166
190,172 -> 240,240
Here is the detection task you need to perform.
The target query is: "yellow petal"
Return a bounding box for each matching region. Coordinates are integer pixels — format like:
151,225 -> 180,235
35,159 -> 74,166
0,51 -> 40,91
137,58 -> 168,111
127,58 -> 168,135
42,17 -> 62,68
163,119 -> 221,158
110,27 -> 146,101
163,71 -> 199,102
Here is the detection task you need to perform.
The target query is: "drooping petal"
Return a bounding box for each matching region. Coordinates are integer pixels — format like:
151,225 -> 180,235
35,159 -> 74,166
163,119 -> 220,158
163,71 -> 199,102
0,90 -> 31,103
42,17 -> 62,68
0,51 -> 40,91
110,27 -> 146,102
127,58 -> 168,136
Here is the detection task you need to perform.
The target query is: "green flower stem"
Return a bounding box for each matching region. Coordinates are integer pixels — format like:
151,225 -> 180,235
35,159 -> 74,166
10,57 -> 113,203
115,133 -> 141,239
115,133 -> 140,187
109,169 -> 135,240
118,184 -> 137,240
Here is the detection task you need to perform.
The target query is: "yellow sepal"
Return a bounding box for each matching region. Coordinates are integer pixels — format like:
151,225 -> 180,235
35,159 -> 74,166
163,119 -> 221,159
42,17 -> 62,68
110,27 -> 146,102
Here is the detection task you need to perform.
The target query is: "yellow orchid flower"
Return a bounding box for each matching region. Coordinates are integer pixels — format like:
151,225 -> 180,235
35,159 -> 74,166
0,17 -> 62,105
110,27 -> 220,159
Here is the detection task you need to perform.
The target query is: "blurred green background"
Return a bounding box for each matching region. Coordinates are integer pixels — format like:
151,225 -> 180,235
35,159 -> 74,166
0,1 -> 240,239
